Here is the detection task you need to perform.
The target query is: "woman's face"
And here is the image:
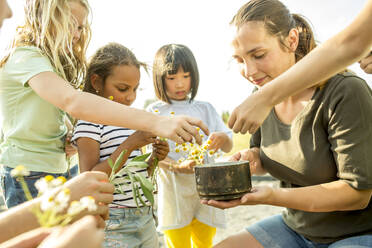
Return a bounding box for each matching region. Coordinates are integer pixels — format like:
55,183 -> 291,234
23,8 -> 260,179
231,21 -> 297,87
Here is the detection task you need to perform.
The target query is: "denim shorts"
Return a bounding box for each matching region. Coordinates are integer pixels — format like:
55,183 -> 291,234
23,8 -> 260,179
246,214 -> 372,248
104,206 -> 159,248
0,165 -> 78,209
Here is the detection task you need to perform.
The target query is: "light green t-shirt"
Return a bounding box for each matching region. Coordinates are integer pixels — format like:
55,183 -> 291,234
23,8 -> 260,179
0,46 -> 68,173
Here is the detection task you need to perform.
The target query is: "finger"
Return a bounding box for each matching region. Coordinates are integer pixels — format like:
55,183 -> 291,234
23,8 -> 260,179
240,121 -> 250,134
94,215 -> 106,229
186,116 -> 209,136
232,119 -> 244,134
82,171 -> 110,182
228,111 -> 237,129
177,128 -> 193,144
0,227 -> 55,248
227,152 -> 242,162
94,191 -> 114,204
203,199 -> 241,209
363,64 -> 372,74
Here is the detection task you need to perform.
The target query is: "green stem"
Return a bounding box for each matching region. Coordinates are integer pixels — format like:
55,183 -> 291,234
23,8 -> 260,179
19,177 -> 33,201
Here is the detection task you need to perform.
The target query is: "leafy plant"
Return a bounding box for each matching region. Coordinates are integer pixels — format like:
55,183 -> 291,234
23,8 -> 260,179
108,150 -> 156,208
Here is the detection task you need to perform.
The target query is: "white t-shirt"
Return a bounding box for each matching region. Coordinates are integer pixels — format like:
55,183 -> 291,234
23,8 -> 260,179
147,99 -> 232,231
72,120 -> 148,208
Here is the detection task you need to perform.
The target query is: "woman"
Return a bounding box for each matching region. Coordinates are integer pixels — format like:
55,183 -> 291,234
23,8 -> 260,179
203,0 -> 372,247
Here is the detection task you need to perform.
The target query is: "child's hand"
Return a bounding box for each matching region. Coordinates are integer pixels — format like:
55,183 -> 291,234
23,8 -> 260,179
127,131 -> 157,150
208,132 -> 229,152
174,160 -> 196,174
152,139 -> 169,161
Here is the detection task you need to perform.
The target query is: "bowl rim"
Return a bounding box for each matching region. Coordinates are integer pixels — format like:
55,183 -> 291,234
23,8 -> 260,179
194,160 -> 249,168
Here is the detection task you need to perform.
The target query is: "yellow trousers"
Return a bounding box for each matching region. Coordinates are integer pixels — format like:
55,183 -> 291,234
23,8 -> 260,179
163,218 -> 216,248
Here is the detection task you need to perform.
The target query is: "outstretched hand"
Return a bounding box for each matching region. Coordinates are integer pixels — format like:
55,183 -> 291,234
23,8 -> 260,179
228,90 -> 272,134
201,186 -> 274,209
153,115 -> 209,145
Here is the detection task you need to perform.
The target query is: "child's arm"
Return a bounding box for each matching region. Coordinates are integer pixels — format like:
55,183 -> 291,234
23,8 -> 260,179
28,71 -> 209,145
76,131 -> 156,175
208,132 -> 233,153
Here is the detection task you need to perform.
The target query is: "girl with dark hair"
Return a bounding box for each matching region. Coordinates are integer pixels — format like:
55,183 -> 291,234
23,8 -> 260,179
147,44 -> 233,248
203,0 -> 372,247
72,42 -> 169,248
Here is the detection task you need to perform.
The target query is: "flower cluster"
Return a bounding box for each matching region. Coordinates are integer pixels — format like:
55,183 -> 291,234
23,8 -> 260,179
153,109 -> 223,165
10,165 -> 97,227
173,128 -> 222,165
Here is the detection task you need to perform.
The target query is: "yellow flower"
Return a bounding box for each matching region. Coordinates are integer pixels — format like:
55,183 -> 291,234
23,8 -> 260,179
108,96 -> 114,100
44,175 -> 54,182
196,127 -> 200,132
170,111 -> 175,115
200,134 -> 204,138
175,148 -> 180,153
208,150 -> 215,155
154,109 -> 159,113
207,140 -> 212,145
10,165 -> 30,177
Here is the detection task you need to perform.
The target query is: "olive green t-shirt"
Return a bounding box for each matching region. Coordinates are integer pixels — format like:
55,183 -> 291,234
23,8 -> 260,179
0,46 -> 68,173
251,72 -> 372,243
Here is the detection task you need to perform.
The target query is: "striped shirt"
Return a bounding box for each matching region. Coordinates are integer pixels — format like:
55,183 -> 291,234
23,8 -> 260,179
72,120 -> 149,207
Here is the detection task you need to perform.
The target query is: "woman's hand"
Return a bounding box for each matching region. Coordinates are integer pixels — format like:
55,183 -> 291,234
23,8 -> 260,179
152,139 -> 170,161
228,148 -> 265,175
153,115 -> 209,145
359,51 -> 372,74
228,91 -> 272,134
201,186 -> 274,209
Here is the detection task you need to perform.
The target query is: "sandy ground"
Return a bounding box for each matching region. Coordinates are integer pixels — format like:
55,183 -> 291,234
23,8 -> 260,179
0,177 -> 283,247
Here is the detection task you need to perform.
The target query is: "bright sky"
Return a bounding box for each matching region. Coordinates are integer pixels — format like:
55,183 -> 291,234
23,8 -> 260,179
1,0 -> 371,113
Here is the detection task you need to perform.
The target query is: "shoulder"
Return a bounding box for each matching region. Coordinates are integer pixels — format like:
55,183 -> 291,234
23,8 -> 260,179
146,100 -> 167,112
324,72 -> 369,93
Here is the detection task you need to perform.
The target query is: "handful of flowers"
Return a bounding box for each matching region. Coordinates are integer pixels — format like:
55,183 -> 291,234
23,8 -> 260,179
108,150 -> 155,208
11,165 -> 97,227
173,127 -> 223,165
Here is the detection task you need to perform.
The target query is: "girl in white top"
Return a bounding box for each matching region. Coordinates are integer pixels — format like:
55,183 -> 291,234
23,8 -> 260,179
72,43 -> 169,248
147,44 -> 233,248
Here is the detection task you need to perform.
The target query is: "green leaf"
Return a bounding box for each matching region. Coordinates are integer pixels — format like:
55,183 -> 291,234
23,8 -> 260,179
112,150 -> 127,172
125,161 -> 149,169
140,182 -> 154,206
134,174 -> 154,192
131,153 -> 151,162
107,158 -> 114,169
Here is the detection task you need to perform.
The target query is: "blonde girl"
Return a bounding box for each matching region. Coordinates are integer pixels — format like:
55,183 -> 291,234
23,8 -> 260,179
0,0 -> 207,209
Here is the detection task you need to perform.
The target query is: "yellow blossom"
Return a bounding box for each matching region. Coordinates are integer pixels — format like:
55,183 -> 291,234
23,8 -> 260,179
108,96 -> 114,100
10,165 -> 30,177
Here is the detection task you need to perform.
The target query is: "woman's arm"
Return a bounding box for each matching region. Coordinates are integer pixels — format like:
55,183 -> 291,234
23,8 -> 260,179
229,0 -> 372,134
28,72 -> 209,144
204,180 -> 372,212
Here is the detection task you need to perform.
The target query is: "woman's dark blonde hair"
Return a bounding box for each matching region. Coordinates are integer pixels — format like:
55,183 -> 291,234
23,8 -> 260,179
83,42 -> 146,94
0,0 -> 91,88
153,44 -> 199,104
231,0 -> 316,62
